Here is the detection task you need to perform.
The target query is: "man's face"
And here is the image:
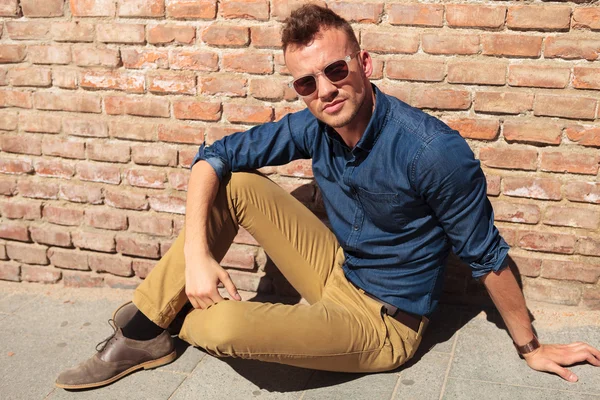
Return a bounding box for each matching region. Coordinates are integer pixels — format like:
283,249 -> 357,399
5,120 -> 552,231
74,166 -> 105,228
285,28 -> 372,129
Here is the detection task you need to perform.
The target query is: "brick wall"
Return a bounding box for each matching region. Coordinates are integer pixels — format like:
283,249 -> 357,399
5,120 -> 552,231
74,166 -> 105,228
0,0 -> 598,309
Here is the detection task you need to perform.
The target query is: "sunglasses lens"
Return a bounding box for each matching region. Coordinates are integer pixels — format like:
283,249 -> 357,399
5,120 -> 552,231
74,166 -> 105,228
324,60 -> 349,82
293,75 -> 317,96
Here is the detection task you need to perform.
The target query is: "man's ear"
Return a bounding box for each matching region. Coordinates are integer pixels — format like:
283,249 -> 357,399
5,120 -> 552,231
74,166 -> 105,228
360,50 -> 373,79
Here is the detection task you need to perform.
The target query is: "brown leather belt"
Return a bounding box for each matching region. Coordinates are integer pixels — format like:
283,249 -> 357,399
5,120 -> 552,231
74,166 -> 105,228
361,291 -> 423,333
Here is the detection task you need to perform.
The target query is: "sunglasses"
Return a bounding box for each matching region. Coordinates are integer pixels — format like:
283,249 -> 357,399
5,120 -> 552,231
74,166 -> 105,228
289,51 -> 361,97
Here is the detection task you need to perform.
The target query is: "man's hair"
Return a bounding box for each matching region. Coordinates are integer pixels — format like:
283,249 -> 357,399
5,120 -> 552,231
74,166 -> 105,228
281,4 -> 360,53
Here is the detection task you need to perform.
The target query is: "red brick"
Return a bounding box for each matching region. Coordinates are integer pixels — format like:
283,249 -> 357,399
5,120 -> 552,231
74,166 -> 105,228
18,179 -> 59,200
128,214 -> 172,236
523,279 -> 581,306
85,207 -> 129,230
573,8 -> 600,30
542,260 -> 600,284
0,199 -> 42,220
541,152 -> 599,175
577,237 -> 600,257
63,271 -> 104,287
249,77 -> 296,102
422,33 -> 479,55
0,158 -> 33,175
0,176 -> 17,196
485,174 -> 501,196
20,0 -> 63,16
87,141 -> 130,163
148,72 -> 196,95
565,181 -> 600,204
97,23 -> 145,44
508,65 -> 570,89
386,3 -> 443,26
63,117 -> 107,138
125,168 -> 166,189
173,100 -> 221,122
6,242 -> 48,265
271,0 -> 326,21
545,37 -> 600,61
43,205 -> 84,226
0,45 -> 26,63
70,0 -> 115,16
274,178 -> 314,204
474,92 -> 533,115
89,253 -> 133,277
131,145 -> 177,167
30,225 -> 71,247
173,215 -> 184,234
202,25 -> 249,47
250,25 -> 282,48
118,0 -> 165,17
76,161 -> 121,185
116,234 -> 160,258
507,255 -> 541,278
328,1 -> 383,23
503,120 -> 562,145
148,24 -> 195,44
224,104 -> 273,124
0,110 -> 17,130
5,21 -> 51,40
448,61 -> 506,85
222,52 -> 272,74
19,112 -> 61,133
583,286 -> 600,310
132,258 -> 154,278
166,0 -> 216,19
544,206 -> 600,230
0,261 -> 21,282
105,188 -> 148,211
28,44 -> 71,65
274,105 -> 306,122
507,6 -> 571,31
519,232 -> 576,254
35,92 -> 101,114
169,49 -> 218,71
8,67 -> 52,87
105,275 -> 140,289
205,126 -> 240,143
48,247 -> 89,270
1,133 -> 42,155
497,226 -> 517,247
386,59 -> 445,82
51,22 -> 95,42
276,159 -> 314,178
0,90 -> 33,109
534,94 -> 597,120
412,88 -> 471,111
42,136 -> 85,159
573,67 -> 600,90
503,177 -> 562,200
361,31 -> 419,54
148,193 -> 186,214
482,34 -> 543,58
0,0 -> 18,16
168,170 -> 189,191
72,230 -> 116,253
105,96 -> 170,118
59,182 -> 103,204
109,120 -> 157,142
157,123 -> 204,145
233,226 -> 259,246
52,69 -> 79,89
446,4 -> 506,29
200,75 -> 247,96
220,0 -> 268,20
381,83 -> 413,103
122,49 -> 169,69
0,221 -> 30,242
220,244 -> 255,270
443,118 -> 499,141
160,239 -> 174,256
178,148 -> 197,168
80,70 -> 145,93
72,45 -> 119,67
21,265 -> 61,283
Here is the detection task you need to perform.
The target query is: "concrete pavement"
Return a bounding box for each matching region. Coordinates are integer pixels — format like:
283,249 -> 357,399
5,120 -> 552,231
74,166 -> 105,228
1,280 -> 599,400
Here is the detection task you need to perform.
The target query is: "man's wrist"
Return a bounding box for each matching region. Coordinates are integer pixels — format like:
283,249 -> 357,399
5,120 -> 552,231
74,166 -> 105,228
514,335 -> 541,356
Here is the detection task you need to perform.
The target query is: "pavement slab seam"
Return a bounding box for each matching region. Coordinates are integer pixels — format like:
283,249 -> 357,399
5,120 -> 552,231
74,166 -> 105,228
388,374 -> 403,399
166,349 -> 209,400
438,321 -> 460,400
448,376 -> 600,397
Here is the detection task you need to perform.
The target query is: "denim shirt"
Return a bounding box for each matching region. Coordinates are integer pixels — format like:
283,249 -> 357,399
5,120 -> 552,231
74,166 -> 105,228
192,84 -> 509,316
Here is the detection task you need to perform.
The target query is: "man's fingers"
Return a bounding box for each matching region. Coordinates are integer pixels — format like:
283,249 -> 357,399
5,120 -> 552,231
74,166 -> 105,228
548,363 -> 578,382
586,354 -> 600,367
221,272 -> 241,301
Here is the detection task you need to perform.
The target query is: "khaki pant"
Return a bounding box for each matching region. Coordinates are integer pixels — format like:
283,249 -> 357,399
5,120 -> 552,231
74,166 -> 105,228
133,172 -> 424,372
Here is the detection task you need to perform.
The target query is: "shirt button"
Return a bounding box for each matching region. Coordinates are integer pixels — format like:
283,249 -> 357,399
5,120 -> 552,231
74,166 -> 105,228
353,225 -> 359,231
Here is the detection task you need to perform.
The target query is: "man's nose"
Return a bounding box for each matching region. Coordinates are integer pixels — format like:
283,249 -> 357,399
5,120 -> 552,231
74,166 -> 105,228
316,74 -> 338,100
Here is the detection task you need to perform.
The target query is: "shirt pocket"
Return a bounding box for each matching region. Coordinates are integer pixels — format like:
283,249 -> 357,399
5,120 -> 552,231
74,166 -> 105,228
356,187 -> 409,231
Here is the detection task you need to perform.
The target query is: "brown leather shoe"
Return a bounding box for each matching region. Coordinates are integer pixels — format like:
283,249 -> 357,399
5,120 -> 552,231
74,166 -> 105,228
55,319 -> 175,389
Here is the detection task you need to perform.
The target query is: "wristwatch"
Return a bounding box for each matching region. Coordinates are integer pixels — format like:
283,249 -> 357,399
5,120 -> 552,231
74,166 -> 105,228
514,335 -> 540,356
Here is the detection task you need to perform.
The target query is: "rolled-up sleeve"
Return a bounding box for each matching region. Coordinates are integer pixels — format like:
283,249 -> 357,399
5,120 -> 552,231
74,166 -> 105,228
190,109 -> 315,181
414,130 -> 510,278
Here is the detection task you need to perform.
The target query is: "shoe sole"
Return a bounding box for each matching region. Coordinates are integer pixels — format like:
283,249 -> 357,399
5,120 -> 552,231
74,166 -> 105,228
55,350 -> 177,390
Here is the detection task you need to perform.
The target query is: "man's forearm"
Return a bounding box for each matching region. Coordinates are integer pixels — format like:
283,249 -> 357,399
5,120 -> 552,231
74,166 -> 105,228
481,266 -> 535,347
183,160 -> 220,259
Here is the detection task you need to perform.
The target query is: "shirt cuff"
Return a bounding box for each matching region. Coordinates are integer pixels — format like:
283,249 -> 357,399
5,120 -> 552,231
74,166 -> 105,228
190,144 -> 228,181
469,237 -> 510,279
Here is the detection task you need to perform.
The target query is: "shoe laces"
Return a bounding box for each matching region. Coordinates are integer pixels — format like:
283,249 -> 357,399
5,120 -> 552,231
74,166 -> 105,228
95,319 -> 118,353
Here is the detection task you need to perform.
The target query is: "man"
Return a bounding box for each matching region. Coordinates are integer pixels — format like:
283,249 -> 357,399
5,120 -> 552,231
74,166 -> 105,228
56,5 -> 600,389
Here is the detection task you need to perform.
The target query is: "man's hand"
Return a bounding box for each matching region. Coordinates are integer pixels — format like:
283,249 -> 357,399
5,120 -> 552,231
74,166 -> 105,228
524,342 -> 600,382
185,254 -> 241,310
